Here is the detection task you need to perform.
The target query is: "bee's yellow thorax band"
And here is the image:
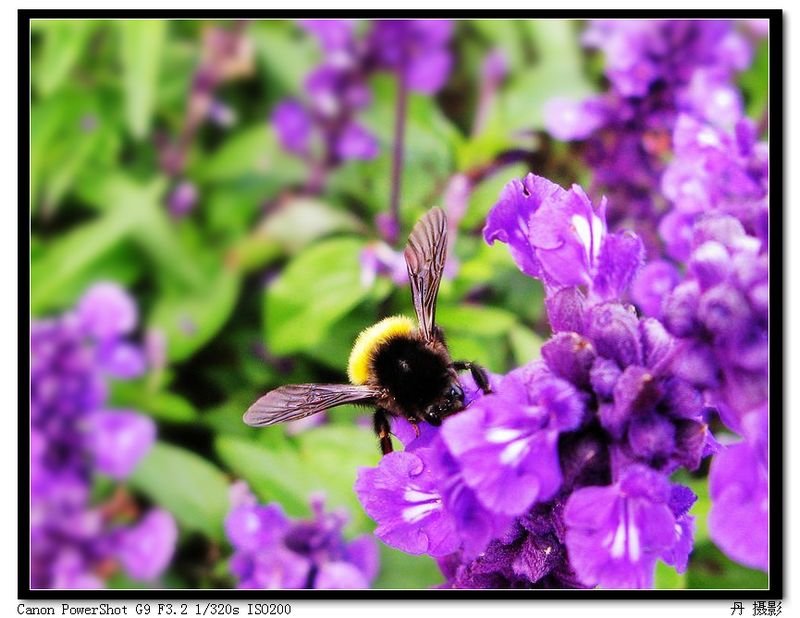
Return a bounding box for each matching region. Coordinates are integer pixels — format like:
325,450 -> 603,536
347,316 -> 416,385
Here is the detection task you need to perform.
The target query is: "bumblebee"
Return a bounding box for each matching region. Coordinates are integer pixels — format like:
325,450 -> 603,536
243,207 -> 492,454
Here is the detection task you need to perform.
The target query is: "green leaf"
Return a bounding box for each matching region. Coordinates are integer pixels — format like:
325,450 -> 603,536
191,125 -> 305,184
79,174 -> 206,290
33,20 -> 96,96
294,425 -> 382,534
739,40 -> 769,122
373,543 -> 443,589
129,442 -> 230,541
509,323 -> 545,365
493,20 -> 595,134
259,198 -> 365,254
449,334 -> 507,373
654,561 -> 687,589
464,163 -> 528,229
264,237 -> 370,354
436,304 -> 518,337
686,541 -> 768,589
110,382 -> 200,424
251,21 -> 320,97
30,208 -> 140,314
215,435 -> 312,518
148,267 -> 241,362
30,90 -> 115,215
118,20 -> 167,139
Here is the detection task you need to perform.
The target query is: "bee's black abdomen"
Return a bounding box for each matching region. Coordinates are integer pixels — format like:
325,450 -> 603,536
371,336 -> 450,411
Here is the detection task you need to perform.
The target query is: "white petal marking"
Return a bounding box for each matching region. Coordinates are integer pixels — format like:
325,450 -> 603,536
499,438 -> 530,466
486,427 -> 524,444
609,520 -> 627,559
402,502 -> 440,524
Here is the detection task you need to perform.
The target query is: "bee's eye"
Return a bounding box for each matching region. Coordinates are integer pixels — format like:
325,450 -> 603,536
446,383 -> 464,404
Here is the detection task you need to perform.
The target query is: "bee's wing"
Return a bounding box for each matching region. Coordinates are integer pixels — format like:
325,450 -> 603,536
403,207 -> 448,342
243,383 -> 380,427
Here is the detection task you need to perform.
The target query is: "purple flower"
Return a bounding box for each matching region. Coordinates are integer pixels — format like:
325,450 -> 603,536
272,100 -> 312,156
484,174 -> 643,298
355,450 -> 459,556
226,484 -> 378,589
77,282 -> 137,343
660,215 -> 767,431
167,180 -> 198,218
708,406 -> 768,571
369,20 -> 453,94
544,97 -> 607,141
564,466 -> 688,588
31,284 -> 173,588
660,114 -> 768,258
483,174 -> 589,284
299,20 -> 356,53
631,260 -> 681,317
582,20 -> 750,103
359,241 -> 408,288
88,411 -> 156,480
96,340 -> 147,379
442,364 -> 584,516
335,121 -> 379,161
116,510 -> 178,581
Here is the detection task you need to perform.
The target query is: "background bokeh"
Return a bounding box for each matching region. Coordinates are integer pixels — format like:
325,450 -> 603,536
29,19 -> 769,589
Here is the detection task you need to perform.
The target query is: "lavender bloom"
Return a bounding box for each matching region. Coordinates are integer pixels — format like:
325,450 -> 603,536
167,180 -> 199,218
355,450 -> 460,557
226,484 -> 378,589
442,365 -> 585,516
272,20 -> 380,171
484,173 -> 643,300
582,20 -> 750,102
31,283 -> 175,588
273,19 -> 454,175
76,282 -> 137,342
565,466 -> 693,588
116,509 -> 179,581
272,100 -> 312,156
368,20 -> 453,94
656,215 -> 768,432
708,405 -> 769,571
88,411 -> 156,481
359,241 -> 409,288
544,20 -> 757,252
299,20 -> 356,54
659,115 -> 768,261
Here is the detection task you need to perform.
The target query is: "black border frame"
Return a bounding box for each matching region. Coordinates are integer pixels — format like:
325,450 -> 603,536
19,8 -> 784,601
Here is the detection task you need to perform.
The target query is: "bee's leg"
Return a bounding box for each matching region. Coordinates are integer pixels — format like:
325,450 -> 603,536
373,408 -> 394,455
451,361 -> 493,394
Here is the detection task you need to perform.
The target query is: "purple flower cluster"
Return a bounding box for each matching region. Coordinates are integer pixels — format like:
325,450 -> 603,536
355,174 -> 718,588
541,21 -> 770,576
31,283 -> 177,588
272,19 -> 453,169
634,212 -> 769,572
658,114 -> 769,263
226,483 -> 379,589
544,20 -> 758,250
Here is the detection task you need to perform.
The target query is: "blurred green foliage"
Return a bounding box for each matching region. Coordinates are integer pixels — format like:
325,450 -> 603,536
29,18 -> 769,590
